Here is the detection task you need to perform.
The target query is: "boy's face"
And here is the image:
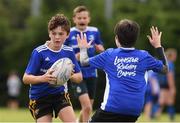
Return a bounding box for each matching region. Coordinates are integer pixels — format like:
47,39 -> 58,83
170,52 -> 177,62
73,11 -> 90,31
49,26 -> 69,50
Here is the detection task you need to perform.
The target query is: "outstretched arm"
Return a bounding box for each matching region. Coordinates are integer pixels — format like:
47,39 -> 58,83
147,26 -> 168,73
77,32 -> 92,66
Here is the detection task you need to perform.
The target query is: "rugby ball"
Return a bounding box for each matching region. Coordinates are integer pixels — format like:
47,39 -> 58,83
50,58 -> 73,86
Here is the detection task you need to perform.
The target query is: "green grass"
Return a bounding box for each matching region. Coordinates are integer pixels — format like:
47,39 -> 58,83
0,107 -> 180,122
0,107 -> 79,122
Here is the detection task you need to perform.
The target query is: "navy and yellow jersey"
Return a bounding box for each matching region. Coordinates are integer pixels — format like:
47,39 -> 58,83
25,43 -> 81,100
89,47 -> 163,116
64,26 -> 103,78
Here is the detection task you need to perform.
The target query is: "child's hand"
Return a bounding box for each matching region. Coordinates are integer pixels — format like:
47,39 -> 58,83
77,32 -> 93,48
147,26 -> 162,48
42,69 -> 57,84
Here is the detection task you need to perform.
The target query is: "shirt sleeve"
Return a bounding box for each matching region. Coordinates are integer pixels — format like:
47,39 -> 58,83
89,50 -> 109,69
64,38 -> 69,46
168,61 -> 174,72
25,50 -> 42,75
94,29 -> 103,45
146,53 -> 164,72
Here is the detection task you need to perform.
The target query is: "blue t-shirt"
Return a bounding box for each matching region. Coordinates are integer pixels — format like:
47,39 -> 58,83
89,47 -> 163,116
64,26 -> 103,78
25,43 -> 81,99
157,60 -> 174,87
144,70 -> 159,104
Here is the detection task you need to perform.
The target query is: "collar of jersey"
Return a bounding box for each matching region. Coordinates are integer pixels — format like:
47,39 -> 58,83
45,42 -> 63,52
73,26 -> 88,32
120,47 -> 135,50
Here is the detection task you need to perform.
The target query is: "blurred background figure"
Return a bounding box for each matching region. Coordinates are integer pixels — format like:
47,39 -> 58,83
65,6 -> 105,122
144,70 -> 160,121
155,48 -> 177,121
6,70 -> 22,109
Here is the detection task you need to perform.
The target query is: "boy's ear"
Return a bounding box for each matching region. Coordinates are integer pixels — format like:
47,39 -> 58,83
115,35 -> 121,47
115,35 -> 119,42
89,16 -> 91,23
73,16 -> 76,23
48,32 -> 51,38
66,33 -> 70,39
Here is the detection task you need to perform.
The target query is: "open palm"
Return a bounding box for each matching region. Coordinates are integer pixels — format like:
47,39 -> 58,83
147,26 -> 162,48
77,32 -> 92,48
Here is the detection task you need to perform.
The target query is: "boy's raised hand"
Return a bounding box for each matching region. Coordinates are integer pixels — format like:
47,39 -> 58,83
77,32 -> 93,48
147,26 -> 162,48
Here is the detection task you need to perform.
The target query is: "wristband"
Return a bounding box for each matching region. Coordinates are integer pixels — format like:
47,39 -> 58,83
155,47 -> 168,66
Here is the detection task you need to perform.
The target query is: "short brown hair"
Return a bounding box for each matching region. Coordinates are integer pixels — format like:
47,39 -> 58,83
114,19 -> 140,47
48,14 -> 71,34
73,5 -> 90,17
165,48 -> 177,59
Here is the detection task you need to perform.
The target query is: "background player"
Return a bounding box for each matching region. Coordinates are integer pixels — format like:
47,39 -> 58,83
6,70 -> 22,109
155,48 -> 177,121
144,70 -> 160,121
64,5 -> 105,122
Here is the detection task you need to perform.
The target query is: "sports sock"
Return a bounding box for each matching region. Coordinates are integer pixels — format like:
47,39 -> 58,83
151,103 -> 159,119
167,105 -> 175,121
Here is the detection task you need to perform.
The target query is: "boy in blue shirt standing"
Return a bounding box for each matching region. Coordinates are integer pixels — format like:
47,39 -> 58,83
23,14 -> 82,122
77,19 -> 168,122
65,5 -> 105,122
155,48 -> 177,121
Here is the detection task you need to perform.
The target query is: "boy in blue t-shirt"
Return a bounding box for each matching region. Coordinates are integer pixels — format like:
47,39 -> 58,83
155,48 -> 177,121
23,14 -> 82,122
64,6 -> 105,122
77,19 -> 168,122
144,70 -> 160,121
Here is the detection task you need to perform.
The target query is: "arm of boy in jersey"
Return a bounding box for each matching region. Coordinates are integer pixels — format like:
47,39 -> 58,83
147,26 -> 168,73
70,69 -> 83,83
95,44 -> 105,53
76,32 -> 92,66
23,69 -> 57,85
74,45 -> 104,61
167,70 -> 176,96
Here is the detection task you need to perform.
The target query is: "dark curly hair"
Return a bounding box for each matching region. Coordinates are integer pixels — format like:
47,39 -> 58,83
48,14 -> 71,34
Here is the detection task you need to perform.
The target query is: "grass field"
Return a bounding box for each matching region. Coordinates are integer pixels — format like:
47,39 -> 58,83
0,107 -> 180,122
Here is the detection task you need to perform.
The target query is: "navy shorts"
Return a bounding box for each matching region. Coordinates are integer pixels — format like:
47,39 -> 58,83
28,92 -> 71,120
8,95 -> 18,100
71,77 -> 97,99
159,83 -> 169,89
90,109 -> 139,122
